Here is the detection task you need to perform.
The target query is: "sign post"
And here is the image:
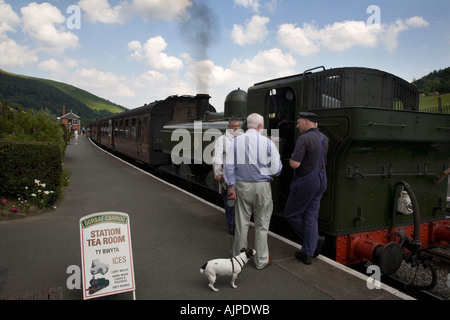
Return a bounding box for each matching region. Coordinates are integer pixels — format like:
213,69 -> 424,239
80,212 -> 135,300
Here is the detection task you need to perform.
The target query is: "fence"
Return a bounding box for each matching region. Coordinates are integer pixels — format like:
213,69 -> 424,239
420,105 -> 450,114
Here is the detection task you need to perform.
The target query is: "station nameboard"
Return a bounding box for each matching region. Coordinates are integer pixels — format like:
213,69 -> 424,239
80,212 -> 135,300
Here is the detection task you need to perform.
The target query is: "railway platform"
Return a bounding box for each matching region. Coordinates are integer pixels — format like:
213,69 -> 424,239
0,135 -> 413,305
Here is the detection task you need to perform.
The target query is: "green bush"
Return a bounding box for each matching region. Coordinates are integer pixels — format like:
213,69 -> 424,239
0,141 -> 63,208
0,105 -> 67,210
0,106 -> 66,156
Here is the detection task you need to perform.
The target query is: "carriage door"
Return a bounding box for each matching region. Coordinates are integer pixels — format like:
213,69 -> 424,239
108,119 -> 113,149
136,118 -> 143,161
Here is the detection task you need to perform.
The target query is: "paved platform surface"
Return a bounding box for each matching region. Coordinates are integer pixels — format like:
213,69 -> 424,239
0,136 -> 413,303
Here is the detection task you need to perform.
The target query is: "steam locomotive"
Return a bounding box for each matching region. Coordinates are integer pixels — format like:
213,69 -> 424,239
90,67 -> 450,285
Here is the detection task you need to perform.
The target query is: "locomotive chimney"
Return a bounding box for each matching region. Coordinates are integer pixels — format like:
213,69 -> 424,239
196,94 -> 211,120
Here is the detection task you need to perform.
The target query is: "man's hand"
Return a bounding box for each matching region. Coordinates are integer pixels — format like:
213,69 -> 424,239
227,186 -> 236,200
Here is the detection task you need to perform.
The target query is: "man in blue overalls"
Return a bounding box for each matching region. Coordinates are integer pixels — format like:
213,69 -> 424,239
284,112 -> 328,265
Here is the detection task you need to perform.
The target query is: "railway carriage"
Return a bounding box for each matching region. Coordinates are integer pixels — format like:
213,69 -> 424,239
90,94 -> 215,166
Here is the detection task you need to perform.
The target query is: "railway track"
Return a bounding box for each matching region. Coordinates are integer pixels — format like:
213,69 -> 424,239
386,245 -> 450,300
421,246 -> 450,267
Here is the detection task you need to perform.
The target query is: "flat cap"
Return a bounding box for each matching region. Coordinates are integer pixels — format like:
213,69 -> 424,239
298,112 -> 318,123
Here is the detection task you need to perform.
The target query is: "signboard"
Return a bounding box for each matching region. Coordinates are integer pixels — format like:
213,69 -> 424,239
80,212 -> 135,300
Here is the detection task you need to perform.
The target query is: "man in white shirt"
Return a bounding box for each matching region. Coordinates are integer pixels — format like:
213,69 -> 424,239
212,117 -> 242,235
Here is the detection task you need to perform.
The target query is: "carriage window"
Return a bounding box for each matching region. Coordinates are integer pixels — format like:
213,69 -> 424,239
131,118 -> 136,139
124,119 -> 129,139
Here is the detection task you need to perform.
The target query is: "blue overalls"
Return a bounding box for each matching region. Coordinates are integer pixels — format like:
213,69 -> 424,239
284,132 -> 327,257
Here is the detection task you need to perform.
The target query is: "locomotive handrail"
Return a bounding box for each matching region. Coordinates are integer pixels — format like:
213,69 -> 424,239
368,122 -> 406,128
348,164 -> 438,180
302,66 -> 326,75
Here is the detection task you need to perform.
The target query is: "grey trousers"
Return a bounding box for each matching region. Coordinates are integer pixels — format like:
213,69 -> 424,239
233,181 -> 273,269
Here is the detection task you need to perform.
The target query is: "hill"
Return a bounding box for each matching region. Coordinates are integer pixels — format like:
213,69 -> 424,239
412,67 -> 450,96
0,70 -> 127,125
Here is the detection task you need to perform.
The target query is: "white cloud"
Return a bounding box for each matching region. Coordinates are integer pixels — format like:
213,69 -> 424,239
234,0 -> 279,13
21,3 -> 79,54
277,23 -> 320,56
72,68 -> 119,88
378,17 -> 428,52
77,0 -> 130,24
232,15 -> 270,46
140,70 -> 168,84
77,0 -> 193,24
230,48 -> 296,76
68,68 -> 135,102
38,58 -> 78,74
0,35 -> 38,68
115,83 -> 135,98
405,16 -> 429,28
127,36 -> 183,71
0,1 -> 20,34
278,17 -> 429,56
0,3 -> 37,68
131,0 -> 192,21
234,0 -> 260,13
319,21 -> 378,52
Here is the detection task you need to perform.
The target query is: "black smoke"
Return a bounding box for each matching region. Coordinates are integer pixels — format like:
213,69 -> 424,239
179,0 -> 220,93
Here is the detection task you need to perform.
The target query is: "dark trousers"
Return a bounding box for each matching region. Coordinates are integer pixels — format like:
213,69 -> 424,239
223,191 -> 235,227
284,167 -> 327,256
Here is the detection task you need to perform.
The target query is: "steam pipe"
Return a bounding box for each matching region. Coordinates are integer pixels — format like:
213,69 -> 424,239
393,181 -> 440,291
395,180 -> 421,251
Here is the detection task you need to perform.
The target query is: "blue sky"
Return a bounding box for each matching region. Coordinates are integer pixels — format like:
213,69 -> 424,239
1,0 -> 449,111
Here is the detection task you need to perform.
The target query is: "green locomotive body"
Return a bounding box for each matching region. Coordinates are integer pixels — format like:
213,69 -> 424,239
245,67 -> 449,271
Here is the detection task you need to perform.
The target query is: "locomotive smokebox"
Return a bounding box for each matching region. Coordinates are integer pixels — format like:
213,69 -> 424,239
196,94 -> 211,120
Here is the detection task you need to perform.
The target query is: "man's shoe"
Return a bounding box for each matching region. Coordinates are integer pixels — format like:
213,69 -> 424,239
257,257 -> 273,270
295,251 -> 312,265
314,236 -> 325,258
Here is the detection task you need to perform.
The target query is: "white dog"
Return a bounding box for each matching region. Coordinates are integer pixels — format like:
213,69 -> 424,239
200,248 -> 256,292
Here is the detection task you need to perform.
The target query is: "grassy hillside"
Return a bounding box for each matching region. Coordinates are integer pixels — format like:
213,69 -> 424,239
419,93 -> 450,107
419,93 -> 450,113
0,69 -> 127,125
31,77 -> 126,114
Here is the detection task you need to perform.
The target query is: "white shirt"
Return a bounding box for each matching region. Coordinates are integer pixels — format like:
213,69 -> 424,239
212,129 -> 241,178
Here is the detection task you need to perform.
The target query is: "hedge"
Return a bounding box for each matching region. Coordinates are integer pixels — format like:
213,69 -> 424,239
0,140 -> 63,207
